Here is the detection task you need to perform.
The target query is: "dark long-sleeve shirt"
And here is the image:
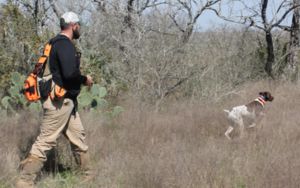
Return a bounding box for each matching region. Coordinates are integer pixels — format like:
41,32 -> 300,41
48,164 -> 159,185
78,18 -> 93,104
49,34 -> 87,99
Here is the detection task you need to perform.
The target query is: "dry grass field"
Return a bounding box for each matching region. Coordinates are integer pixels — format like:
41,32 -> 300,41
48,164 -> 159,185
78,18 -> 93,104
1,81 -> 300,188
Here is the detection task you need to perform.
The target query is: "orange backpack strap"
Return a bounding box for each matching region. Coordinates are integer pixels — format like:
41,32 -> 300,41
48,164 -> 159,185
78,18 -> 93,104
24,38 -> 69,102
40,43 -> 52,76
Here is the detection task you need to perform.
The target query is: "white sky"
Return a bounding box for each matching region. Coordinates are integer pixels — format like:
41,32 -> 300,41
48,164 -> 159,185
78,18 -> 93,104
0,0 -> 295,30
196,0 -> 293,30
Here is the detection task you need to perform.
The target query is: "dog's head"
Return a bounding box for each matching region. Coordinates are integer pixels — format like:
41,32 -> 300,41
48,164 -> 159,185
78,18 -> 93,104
259,91 -> 274,102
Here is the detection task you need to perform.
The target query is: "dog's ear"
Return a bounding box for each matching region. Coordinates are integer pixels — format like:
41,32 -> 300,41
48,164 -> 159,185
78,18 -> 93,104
259,92 -> 268,98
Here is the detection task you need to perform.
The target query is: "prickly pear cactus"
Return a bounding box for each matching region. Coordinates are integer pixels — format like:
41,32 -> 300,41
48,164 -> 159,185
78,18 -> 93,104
77,84 -> 123,121
79,93 -> 93,107
91,84 -> 101,97
114,106 -> 123,116
1,96 -> 11,109
9,72 -> 22,98
1,73 -> 123,119
99,87 -> 107,98
29,103 -> 40,116
11,72 -> 21,86
98,99 -> 107,109
77,84 -> 108,110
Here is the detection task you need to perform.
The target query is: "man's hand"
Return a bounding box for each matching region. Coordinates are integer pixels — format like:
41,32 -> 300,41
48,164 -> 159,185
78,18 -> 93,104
84,75 -> 93,86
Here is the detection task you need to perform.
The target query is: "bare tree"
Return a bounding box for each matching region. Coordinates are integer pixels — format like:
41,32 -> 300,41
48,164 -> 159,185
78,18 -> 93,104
212,0 -> 300,78
93,0 -> 106,13
85,0 -> 212,102
15,0 -> 61,35
245,0 -> 300,78
167,0 -> 221,46
278,0 -> 300,74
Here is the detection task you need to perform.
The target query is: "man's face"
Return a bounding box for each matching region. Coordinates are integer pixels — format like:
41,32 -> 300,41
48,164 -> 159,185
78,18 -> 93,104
72,23 -> 80,39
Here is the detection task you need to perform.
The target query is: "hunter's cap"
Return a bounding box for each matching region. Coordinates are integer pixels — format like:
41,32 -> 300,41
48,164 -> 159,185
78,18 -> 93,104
60,12 -> 84,25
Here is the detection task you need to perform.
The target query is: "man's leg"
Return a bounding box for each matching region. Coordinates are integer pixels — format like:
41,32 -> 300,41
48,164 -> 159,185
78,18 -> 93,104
63,111 -> 92,178
30,98 -> 74,159
16,98 -> 74,187
16,155 -> 46,188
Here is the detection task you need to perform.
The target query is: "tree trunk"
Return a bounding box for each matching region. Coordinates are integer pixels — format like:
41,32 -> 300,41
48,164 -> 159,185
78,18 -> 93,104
180,24 -> 194,46
265,30 -> 274,77
288,0 -> 300,73
124,0 -> 135,32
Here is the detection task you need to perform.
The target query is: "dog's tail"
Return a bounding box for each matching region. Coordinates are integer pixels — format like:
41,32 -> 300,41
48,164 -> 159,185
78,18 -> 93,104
224,110 -> 230,113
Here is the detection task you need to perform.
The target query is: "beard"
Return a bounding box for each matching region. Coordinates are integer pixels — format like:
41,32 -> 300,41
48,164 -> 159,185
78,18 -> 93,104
73,26 -> 80,39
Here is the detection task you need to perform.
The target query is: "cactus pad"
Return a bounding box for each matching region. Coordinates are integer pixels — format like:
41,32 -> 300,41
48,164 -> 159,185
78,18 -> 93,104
9,86 -> 20,98
114,106 -> 123,116
1,96 -> 11,109
79,93 -> 92,106
29,103 -> 39,115
98,99 -> 107,109
91,84 -> 101,96
11,72 -> 21,86
80,86 -> 87,95
19,95 -> 28,105
99,87 -> 107,98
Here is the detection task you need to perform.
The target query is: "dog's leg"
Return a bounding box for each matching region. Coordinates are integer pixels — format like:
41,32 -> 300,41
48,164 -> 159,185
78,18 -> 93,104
260,112 -> 266,116
248,118 -> 256,128
255,113 -> 266,128
248,112 -> 257,128
248,123 -> 256,128
225,126 -> 233,139
237,119 -> 245,138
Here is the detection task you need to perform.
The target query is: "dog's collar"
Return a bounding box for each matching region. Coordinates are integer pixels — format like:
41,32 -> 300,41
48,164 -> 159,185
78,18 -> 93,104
258,95 -> 266,104
259,95 -> 266,101
255,98 -> 265,107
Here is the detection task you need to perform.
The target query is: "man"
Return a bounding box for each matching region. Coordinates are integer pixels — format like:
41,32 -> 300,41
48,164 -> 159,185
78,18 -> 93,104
16,12 -> 93,187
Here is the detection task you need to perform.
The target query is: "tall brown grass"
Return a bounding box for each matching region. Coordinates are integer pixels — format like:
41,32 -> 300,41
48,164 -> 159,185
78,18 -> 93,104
1,81 -> 300,187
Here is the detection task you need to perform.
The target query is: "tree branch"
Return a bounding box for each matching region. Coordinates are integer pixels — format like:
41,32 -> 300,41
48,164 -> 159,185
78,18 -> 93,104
94,0 -> 106,13
177,0 -> 193,21
168,13 -> 185,32
277,24 -> 291,31
138,1 -> 167,15
272,4 -> 300,28
17,0 -> 34,16
165,65 -> 207,97
48,0 -> 61,17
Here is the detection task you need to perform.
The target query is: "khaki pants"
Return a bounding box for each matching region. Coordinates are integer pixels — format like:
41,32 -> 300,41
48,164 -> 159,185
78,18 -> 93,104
30,97 -> 88,160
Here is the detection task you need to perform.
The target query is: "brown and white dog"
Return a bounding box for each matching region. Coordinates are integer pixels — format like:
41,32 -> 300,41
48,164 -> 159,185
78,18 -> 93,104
224,92 -> 274,139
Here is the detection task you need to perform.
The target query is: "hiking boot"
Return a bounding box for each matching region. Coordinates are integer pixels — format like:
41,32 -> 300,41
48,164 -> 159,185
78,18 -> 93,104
16,154 -> 46,188
73,150 -> 93,179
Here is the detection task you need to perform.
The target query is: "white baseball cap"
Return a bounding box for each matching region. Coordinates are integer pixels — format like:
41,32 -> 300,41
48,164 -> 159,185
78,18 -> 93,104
60,12 -> 84,25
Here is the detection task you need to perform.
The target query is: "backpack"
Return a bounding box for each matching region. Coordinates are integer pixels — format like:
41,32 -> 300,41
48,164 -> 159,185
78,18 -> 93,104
24,39 -> 67,101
